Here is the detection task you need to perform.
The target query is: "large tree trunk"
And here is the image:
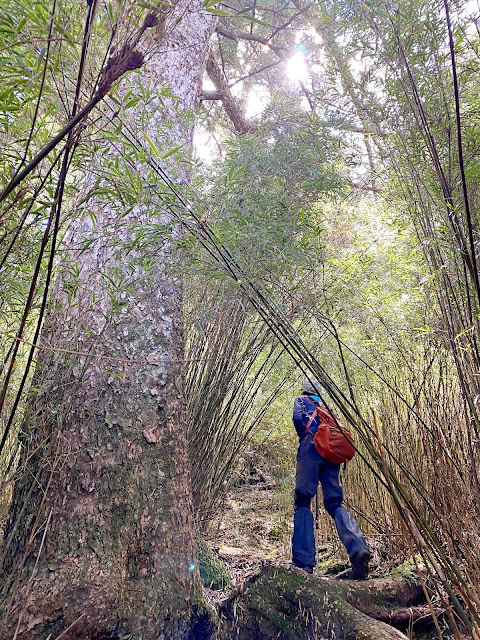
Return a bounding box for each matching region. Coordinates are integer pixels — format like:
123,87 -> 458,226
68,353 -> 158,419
0,4 -> 215,639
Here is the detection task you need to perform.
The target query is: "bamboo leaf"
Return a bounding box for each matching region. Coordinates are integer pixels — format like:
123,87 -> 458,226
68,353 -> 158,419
161,143 -> 185,160
143,131 -> 161,158
205,6 -> 229,15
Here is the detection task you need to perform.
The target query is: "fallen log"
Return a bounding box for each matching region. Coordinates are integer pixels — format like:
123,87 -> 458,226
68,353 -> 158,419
217,565 -> 425,640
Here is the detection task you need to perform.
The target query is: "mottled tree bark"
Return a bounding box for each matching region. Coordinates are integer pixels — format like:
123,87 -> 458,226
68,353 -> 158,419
0,4 -> 215,639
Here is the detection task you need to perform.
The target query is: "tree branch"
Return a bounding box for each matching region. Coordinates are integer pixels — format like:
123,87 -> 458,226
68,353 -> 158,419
201,89 -> 225,100
206,51 -> 253,133
269,4 -> 311,40
216,22 -> 286,56
228,55 -> 288,87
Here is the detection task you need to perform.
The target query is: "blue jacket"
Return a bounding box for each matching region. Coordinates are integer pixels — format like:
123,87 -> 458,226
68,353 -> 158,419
293,394 -> 326,440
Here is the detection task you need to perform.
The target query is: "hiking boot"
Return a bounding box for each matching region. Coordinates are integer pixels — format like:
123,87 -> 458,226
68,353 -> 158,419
336,549 -> 370,581
291,561 -> 314,574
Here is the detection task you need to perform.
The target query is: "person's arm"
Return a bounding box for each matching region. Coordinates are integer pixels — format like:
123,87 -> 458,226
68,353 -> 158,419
293,396 -> 308,439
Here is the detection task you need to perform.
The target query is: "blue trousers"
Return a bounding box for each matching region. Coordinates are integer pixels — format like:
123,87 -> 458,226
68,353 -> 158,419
292,435 -> 368,568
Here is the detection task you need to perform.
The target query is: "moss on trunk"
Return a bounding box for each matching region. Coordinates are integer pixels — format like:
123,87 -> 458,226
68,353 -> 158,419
197,538 -> 230,590
217,565 -> 424,640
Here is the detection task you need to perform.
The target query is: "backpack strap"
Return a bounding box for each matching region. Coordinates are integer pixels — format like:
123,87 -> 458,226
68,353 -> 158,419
304,409 -> 318,435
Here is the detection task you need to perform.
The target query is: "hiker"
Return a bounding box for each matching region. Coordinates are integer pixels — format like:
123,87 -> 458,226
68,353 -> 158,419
291,380 -> 370,578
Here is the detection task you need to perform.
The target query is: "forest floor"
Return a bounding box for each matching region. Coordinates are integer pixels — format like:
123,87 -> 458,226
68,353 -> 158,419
200,448 -> 461,640
204,448 -> 292,596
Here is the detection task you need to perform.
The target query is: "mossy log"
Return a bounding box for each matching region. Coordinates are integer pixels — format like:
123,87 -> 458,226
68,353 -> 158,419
217,565 -> 425,640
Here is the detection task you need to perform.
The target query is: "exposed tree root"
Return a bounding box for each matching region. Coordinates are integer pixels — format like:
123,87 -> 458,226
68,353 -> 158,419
378,605 -> 443,626
216,565 -> 426,639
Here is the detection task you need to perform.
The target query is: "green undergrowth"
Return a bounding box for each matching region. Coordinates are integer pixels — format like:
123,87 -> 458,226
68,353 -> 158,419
387,554 -> 425,584
316,555 -> 349,575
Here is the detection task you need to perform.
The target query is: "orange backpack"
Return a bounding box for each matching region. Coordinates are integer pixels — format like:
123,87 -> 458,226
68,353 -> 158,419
304,399 -> 356,465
